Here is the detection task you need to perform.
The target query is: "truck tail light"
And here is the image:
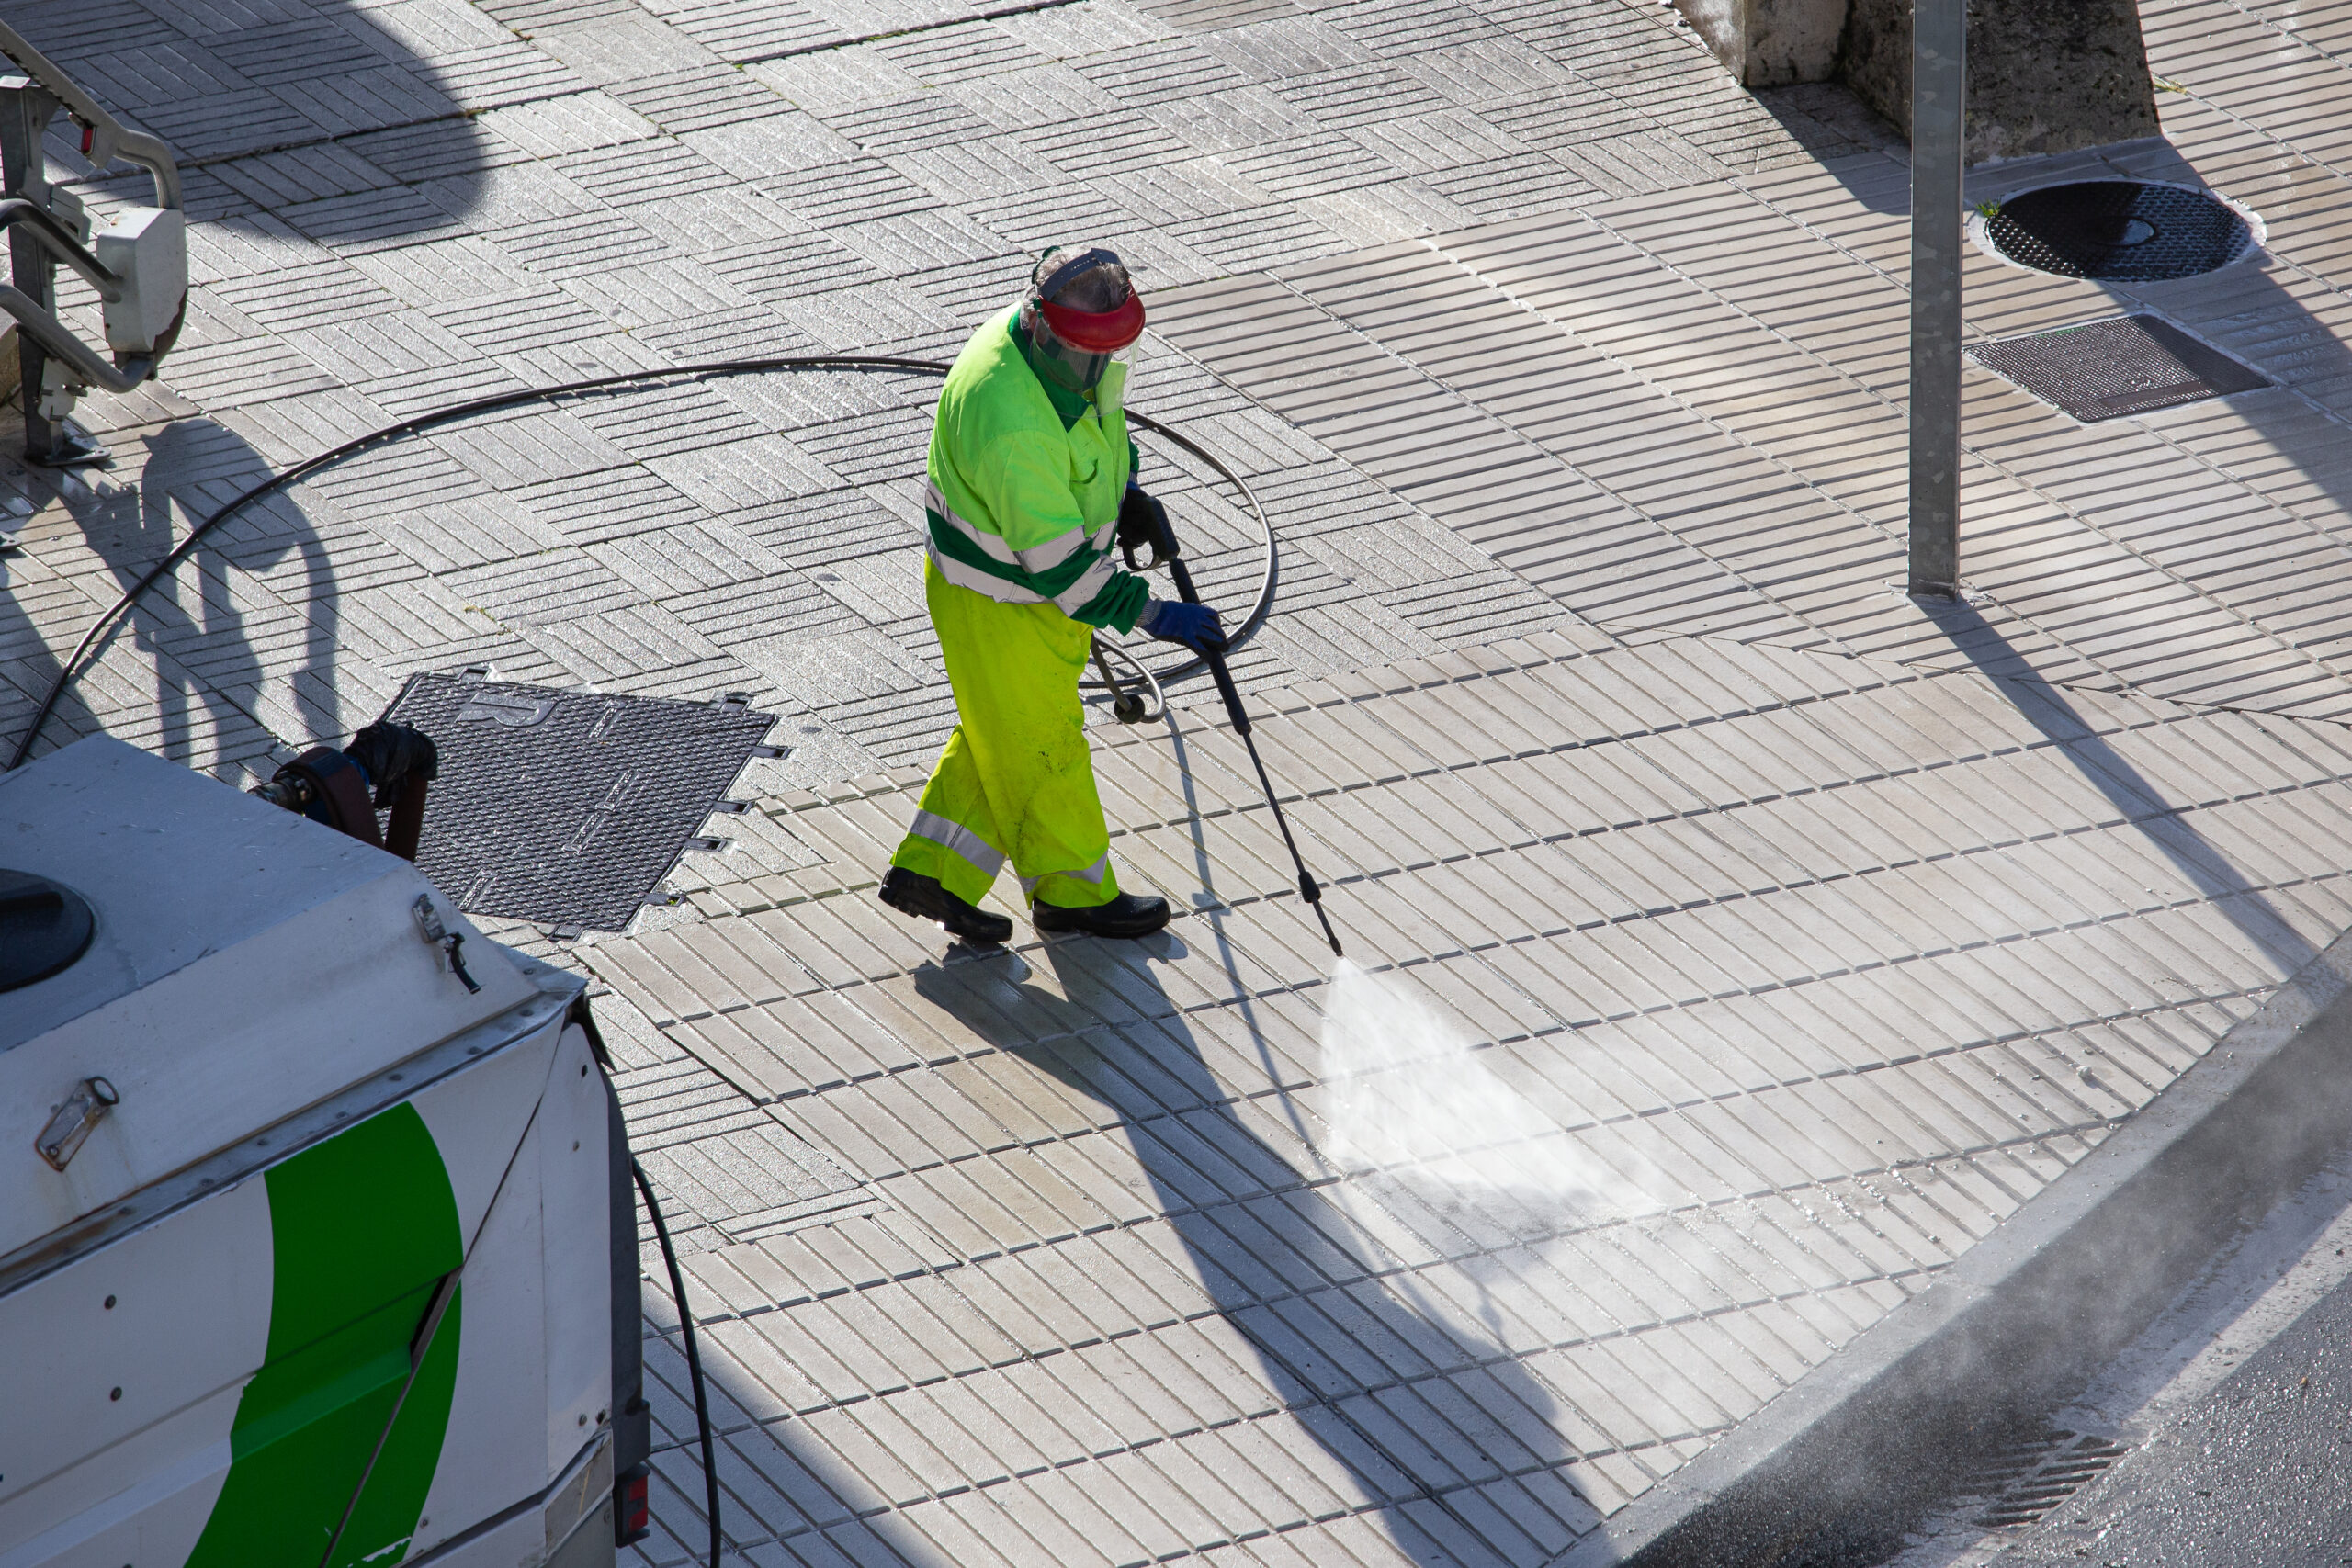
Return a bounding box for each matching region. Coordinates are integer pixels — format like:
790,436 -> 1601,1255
616,1462 -> 651,1546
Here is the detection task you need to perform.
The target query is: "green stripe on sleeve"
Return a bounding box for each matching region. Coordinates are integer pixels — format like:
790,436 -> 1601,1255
1068,569 -> 1149,632
929,510 -> 1119,601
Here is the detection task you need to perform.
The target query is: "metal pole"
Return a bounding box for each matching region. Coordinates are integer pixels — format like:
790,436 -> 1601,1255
0,75 -> 60,464
1907,0 -> 1965,599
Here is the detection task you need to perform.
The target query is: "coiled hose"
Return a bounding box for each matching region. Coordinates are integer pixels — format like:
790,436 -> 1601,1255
5,354 -> 1276,770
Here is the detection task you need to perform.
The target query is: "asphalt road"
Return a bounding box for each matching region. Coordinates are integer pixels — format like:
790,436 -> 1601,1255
1990,1269 -> 2352,1568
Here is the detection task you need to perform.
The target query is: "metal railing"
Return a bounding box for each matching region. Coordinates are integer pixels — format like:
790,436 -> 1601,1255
0,19 -> 184,467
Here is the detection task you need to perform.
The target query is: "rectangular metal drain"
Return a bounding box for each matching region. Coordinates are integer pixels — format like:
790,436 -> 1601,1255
380,674 -> 776,931
1970,313 -> 2269,422
1960,1428 -> 2132,1529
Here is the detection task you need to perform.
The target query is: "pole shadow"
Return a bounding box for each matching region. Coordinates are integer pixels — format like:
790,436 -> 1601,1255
1929,593 -> 2321,976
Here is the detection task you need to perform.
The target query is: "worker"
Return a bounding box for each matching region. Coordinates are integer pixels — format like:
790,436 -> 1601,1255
880,245 -> 1224,944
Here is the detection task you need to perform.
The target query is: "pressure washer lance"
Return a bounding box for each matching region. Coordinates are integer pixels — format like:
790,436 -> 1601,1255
1131,499 -> 1343,958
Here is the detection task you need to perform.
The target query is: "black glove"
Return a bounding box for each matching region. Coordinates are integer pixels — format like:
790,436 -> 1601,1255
345,720 -> 440,807
1117,484 -> 1170,569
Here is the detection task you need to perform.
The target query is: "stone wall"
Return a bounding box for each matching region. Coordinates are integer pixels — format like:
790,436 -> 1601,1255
1676,0 -> 2162,161
1672,0 -> 1850,86
1841,0 -> 2162,161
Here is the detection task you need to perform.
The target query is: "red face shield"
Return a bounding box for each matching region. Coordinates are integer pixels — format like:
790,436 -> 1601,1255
1040,290 -> 1145,353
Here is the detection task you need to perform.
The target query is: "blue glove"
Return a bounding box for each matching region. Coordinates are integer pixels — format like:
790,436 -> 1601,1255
1139,597 -> 1227,655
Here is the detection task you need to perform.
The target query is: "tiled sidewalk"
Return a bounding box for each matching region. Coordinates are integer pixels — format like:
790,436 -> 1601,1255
4,0 -> 1835,781
593,630 -> 2352,1565
4,0 -> 2351,1562
1152,50 -> 2352,719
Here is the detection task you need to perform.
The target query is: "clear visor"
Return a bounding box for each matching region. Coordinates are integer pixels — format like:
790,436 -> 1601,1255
1023,300 -> 1126,392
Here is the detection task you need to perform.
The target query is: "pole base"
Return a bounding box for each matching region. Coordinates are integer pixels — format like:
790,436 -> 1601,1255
24,429 -> 108,469
1907,579 -> 1961,602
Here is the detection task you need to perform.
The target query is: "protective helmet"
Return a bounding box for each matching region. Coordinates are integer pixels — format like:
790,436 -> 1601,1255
1019,245 -> 1143,393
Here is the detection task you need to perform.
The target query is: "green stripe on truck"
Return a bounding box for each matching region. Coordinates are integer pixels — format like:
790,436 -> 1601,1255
185,1102 -> 463,1568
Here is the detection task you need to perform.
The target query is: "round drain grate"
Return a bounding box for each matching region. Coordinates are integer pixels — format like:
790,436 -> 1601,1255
1979,181 -> 2256,281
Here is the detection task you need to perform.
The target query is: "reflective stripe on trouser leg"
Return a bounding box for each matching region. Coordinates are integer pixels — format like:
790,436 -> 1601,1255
890,726 -> 1009,908
910,808 -> 1005,879
899,558 -> 1124,911
1021,852 -> 1113,910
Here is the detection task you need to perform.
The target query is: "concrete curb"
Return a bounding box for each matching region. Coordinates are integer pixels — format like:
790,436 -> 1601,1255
1558,927 -> 2352,1568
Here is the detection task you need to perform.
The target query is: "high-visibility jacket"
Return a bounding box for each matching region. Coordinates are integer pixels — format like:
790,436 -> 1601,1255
893,309 -> 1140,912
921,308 -> 1148,632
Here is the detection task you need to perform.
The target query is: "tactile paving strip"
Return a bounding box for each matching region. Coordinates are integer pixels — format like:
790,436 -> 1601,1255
617,1059 -> 878,1254
1968,313 -> 2270,423
381,673 -> 777,931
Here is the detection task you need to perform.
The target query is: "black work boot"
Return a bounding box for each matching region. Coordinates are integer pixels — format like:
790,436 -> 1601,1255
1033,891 -> 1171,939
880,868 -> 1012,944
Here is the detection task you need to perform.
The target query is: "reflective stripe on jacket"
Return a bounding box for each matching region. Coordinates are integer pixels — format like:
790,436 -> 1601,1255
922,308 -> 1148,632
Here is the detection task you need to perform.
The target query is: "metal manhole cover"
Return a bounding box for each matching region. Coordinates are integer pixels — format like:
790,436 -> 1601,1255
1975,181 -> 2257,280
1970,313 -> 2270,422
380,673 -> 777,931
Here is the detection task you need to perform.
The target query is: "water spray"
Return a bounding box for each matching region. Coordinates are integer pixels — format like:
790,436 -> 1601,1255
1127,500 -> 1344,958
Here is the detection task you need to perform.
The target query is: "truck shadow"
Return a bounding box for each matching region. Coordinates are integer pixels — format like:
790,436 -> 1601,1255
8,0 -> 492,239
2,417 -> 341,773
2,0 -> 506,767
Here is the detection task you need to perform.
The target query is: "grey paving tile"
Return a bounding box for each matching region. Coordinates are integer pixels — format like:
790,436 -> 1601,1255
665,0 -> 842,61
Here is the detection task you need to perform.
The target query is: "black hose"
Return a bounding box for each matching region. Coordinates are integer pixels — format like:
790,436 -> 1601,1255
5,355 -> 1276,770
632,1157 -> 721,1568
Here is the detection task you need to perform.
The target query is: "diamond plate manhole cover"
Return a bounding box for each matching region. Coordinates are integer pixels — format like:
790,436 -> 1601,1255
1970,313 -> 2270,422
380,673 -> 777,931
1975,181 -> 2258,280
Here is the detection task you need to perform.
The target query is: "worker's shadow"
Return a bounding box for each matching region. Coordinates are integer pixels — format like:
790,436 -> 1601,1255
6,418 -> 341,772
910,940 -> 1600,1565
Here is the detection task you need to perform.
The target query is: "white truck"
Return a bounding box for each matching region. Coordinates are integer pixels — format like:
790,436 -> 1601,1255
1,736 -> 650,1568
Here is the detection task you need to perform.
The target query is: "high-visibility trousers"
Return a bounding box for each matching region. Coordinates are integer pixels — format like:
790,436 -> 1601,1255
891,558 -> 1123,910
